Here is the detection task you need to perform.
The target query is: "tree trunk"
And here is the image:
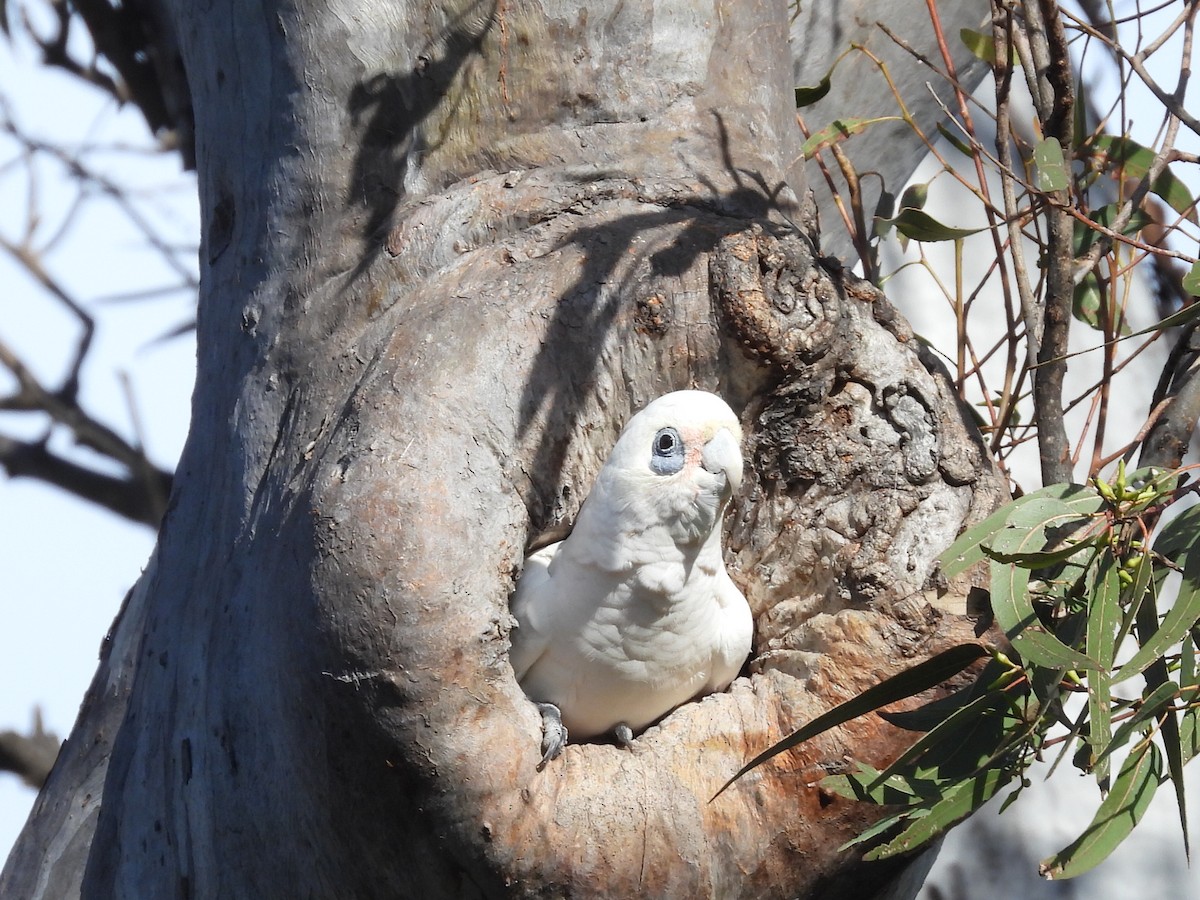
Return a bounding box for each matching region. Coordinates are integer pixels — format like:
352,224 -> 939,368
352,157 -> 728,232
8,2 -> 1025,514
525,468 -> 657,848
2,1 -> 1004,896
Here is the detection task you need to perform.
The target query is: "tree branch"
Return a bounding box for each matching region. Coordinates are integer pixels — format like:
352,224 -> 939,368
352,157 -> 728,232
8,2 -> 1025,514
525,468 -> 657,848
0,334 -> 172,525
0,434 -> 171,525
0,710 -> 60,790
1020,0 -> 1076,485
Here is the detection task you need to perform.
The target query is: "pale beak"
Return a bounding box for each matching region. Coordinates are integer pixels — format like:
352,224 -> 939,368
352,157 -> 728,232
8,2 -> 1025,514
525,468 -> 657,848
701,428 -> 743,494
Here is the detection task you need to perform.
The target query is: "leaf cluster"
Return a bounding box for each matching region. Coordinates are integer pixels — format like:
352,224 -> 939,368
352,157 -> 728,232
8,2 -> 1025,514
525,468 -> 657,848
726,466 -> 1200,878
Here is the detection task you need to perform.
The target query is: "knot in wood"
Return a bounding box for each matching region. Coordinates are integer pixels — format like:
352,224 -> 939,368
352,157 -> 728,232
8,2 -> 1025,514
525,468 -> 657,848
709,226 -> 838,373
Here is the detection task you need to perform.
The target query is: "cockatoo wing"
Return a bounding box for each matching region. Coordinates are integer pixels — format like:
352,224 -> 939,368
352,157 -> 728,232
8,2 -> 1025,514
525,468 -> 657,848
508,542 -> 559,682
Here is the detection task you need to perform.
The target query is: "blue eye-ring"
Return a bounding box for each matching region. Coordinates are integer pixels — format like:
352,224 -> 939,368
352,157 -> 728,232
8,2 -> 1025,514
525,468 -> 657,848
649,427 -> 685,475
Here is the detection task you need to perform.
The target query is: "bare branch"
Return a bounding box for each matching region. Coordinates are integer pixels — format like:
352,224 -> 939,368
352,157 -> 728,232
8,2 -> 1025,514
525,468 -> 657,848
0,334 -> 172,525
21,0 -> 124,103
0,433 -> 171,525
1064,2 -> 1200,140
0,116 -> 199,287
0,709 -> 60,790
0,235 -> 95,402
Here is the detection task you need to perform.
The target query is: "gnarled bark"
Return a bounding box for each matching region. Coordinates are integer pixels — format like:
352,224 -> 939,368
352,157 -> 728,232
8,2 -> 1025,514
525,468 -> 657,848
2,1 -> 1003,897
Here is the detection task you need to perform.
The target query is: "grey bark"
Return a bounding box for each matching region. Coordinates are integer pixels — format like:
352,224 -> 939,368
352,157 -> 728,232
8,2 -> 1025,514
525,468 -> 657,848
2,1 -> 1004,897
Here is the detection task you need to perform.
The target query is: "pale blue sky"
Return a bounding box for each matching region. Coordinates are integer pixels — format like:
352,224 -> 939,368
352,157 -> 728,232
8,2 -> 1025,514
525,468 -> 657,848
0,24 -> 197,859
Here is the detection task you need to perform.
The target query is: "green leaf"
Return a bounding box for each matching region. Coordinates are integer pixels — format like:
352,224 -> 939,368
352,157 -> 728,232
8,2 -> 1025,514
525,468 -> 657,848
873,189 -> 896,223
959,28 -> 995,64
1074,203 -> 1155,256
1183,632 -> 1197,687
1092,135 -> 1199,225
1073,275 -> 1103,330
898,182 -> 929,212
880,658 -> 1013,732
959,28 -> 1012,65
1074,75 -> 1090,150
939,483 -> 1104,579
1041,742 -> 1162,879
1150,498 -> 1200,563
884,207 -> 984,242
1131,508 -> 1194,859
713,643 -> 990,799
801,117 -> 902,158
868,692 -> 1011,789
1163,706 -> 1190,861
834,792 -> 917,850
1086,551 -> 1121,782
1035,138 -> 1070,192
986,500 -> 1103,670
1180,702 -> 1200,766
1093,680 -> 1177,768
795,76 -> 832,108
1087,549 -> 1122,672
1117,513 -> 1200,683
983,535 -> 1100,568
865,767 -> 1013,859
1184,261 -> 1200,297
825,762 -> 948,806
936,122 -> 974,158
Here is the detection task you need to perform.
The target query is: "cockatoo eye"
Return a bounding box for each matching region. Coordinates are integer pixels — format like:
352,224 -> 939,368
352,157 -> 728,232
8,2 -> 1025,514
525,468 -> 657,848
649,427 -> 685,475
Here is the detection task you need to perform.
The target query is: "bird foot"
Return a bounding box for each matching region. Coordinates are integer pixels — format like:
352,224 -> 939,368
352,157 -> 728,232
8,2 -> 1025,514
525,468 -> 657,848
535,702 -> 567,771
614,722 -> 635,748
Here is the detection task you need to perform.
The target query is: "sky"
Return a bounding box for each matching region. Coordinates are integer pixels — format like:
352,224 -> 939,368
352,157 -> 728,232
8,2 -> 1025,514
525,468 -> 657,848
0,24 -> 197,859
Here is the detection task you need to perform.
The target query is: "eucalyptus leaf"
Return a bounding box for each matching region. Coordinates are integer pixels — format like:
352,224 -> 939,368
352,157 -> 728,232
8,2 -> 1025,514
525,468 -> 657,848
714,643 -> 990,799
1092,135 -> 1199,225
868,692 -> 1010,790
1093,681 -> 1177,768
826,762 -> 946,806
936,122 -> 974,158
1035,138 -> 1069,192
1074,203 -> 1155,256
1184,260 -> 1200,298
1086,551 -> 1121,782
1117,518 -> 1200,682
940,483 -> 1103,579
959,28 -> 1016,66
1072,275 -> 1104,330
880,659 -> 1012,732
1180,706 -> 1200,766
898,182 -> 929,212
884,207 -> 984,242
801,117 -> 902,158
1041,742 -> 1162,879
837,804 -> 916,851
986,500 -> 1103,670
795,76 -> 832,108
864,767 -> 1012,859
1164,707 -> 1190,860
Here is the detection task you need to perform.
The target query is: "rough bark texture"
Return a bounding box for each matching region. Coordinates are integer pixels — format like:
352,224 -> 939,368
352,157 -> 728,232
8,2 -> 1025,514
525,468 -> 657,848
2,1 -> 1005,897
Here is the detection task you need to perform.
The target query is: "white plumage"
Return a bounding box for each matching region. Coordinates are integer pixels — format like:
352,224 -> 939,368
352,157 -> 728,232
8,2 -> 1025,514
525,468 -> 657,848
510,390 -> 753,761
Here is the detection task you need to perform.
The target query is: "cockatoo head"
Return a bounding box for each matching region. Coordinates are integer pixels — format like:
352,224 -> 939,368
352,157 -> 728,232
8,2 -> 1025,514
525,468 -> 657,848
593,390 -> 744,550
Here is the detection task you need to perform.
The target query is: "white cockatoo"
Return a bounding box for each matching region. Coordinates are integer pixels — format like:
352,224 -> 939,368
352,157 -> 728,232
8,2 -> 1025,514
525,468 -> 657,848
510,390 -> 753,768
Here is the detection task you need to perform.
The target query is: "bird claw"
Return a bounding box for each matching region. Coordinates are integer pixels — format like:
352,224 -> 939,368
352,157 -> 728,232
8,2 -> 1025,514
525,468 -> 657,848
614,722 -> 635,748
535,702 -> 567,771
